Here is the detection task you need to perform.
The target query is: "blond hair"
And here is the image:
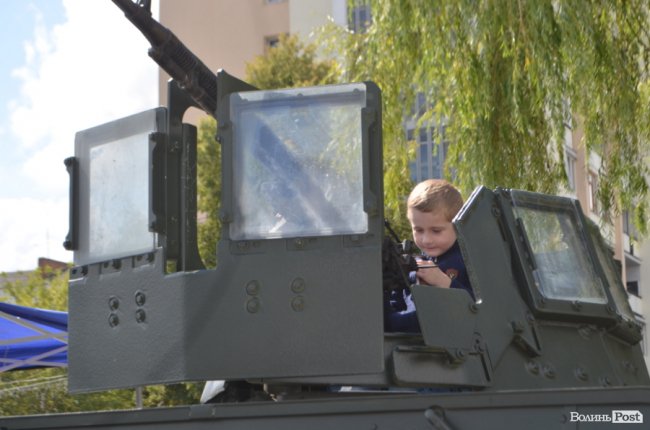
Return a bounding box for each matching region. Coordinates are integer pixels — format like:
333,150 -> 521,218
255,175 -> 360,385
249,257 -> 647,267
407,179 -> 463,221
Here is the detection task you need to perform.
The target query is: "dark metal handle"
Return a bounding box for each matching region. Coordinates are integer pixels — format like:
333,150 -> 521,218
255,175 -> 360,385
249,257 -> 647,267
63,157 -> 78,250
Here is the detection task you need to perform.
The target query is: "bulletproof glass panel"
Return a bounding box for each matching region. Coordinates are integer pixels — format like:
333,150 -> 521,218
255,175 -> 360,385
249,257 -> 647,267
512,192 -> 607,304
229,84 -> 368,240
74,109 -> 163,266
88,135 -> 151,260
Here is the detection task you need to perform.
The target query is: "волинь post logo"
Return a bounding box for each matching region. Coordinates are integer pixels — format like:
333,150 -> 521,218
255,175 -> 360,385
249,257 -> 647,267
569,410 -> 644,424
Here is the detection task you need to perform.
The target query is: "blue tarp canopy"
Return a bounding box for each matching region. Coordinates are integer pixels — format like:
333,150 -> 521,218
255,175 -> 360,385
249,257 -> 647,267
0,302 -> 68,372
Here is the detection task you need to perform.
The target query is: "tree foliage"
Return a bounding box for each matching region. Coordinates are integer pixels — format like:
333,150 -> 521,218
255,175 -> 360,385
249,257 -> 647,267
0,267 -> 68,311
323,0 -> 650,233
197,117 -> 220,268
245,33 -> 340,89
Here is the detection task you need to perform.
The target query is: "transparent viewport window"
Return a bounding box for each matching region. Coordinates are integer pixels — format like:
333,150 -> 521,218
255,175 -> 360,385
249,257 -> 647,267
512,198 -> 607,304
87,133 -> 153,260
230,84 -> 368,240
74,130 -> 154,266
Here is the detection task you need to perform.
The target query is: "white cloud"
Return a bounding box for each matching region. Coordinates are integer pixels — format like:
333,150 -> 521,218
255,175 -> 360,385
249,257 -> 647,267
0,198 -> 71,272
11,0 -> 158,169
3,0 -> 159,271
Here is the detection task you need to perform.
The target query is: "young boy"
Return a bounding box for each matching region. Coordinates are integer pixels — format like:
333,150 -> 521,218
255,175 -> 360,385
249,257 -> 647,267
384,179 -> 473,333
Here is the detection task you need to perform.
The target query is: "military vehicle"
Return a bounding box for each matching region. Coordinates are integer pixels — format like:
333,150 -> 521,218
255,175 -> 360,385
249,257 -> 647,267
1,0 -> 648,428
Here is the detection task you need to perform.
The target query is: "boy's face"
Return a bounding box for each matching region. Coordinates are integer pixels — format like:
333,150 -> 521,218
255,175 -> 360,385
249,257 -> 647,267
407,208 -> 457,258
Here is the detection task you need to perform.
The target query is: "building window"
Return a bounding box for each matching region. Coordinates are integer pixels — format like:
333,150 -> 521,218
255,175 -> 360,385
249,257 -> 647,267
564,146 -> 577,191
406,92 -> 450,182
408,124 -> 449,182
408,126 -> 432,182
349,0 -> 372,33
264,35 -> 280,52
627,281 -> 640,297
419,126 -> 427,143
588,170 -> 598,214
419,92 -> 429,117
623,210 -> 639,241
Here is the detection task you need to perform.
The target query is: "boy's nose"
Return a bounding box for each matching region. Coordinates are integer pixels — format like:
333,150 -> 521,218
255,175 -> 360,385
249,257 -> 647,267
421,233 -> 434,244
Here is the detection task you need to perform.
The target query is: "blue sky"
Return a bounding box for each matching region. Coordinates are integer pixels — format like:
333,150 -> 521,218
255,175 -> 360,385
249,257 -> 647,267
0,1 -> 64,200
0,0 -> 158,272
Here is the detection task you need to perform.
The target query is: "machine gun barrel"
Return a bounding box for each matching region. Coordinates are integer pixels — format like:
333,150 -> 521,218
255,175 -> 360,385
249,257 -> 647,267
112,0 -> 218,116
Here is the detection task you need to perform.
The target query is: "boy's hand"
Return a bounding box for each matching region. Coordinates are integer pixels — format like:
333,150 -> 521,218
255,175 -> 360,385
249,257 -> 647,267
416,260 -> 452,288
